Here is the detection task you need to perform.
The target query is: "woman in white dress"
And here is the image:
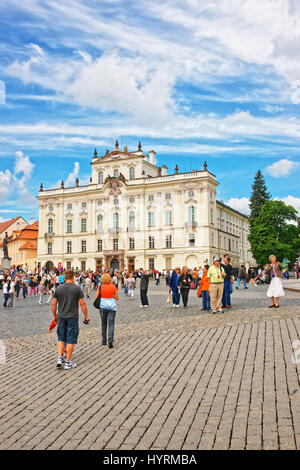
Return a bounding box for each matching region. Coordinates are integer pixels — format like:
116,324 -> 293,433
265,255 -> 285,308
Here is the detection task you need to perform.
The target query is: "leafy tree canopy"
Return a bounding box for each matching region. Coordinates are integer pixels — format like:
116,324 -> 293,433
248,200 -> 300,266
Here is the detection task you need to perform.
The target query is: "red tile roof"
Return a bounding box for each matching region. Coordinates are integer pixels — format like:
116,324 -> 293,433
19,241 -> 37,250
0,217 -> 24,235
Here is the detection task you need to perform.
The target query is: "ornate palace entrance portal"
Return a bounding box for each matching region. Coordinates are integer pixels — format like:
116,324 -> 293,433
103,250 -> 125,271
110,258 -> 120,271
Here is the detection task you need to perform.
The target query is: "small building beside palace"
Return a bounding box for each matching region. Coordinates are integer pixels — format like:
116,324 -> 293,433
37,141 -> 254,272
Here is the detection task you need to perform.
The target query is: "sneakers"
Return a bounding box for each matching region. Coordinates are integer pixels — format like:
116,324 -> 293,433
212,310 -> 217,314
64,360 -> 77,370
56,356 -> 65,368
219,309 -> 224,314
176,305 -> 179,308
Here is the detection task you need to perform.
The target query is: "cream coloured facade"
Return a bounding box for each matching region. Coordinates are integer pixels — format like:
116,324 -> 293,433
37,142 -> 254,272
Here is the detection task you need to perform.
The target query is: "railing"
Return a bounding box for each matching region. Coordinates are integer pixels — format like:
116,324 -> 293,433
185,221 -> 198,228
108,227 -> 121,233
44,232 -> 55,237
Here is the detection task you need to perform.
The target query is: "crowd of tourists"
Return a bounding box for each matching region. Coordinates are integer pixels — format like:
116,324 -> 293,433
0,255 -> 287,370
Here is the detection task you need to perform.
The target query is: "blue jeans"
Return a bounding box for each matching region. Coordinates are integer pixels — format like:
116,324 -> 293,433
202,290 -> 211,309
236,278 -> 246,288
172,289 -> 180,305
222,279 -> 232,306
100,308 -> 116,344
3,293 -> 9,307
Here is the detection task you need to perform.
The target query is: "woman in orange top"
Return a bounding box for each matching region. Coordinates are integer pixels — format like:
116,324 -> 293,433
94,273 -> 119,348
200,265 -> 211,311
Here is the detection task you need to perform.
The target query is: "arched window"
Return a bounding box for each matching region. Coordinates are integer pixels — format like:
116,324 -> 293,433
129,167 -> 135,180
97,214 -> 103,231
48,218 -> 53,233
114,169 -> 119,178
129,211 -> 135,228
113,212 -> 119,229
188,206 -> 195,223
98,172 -> 103,184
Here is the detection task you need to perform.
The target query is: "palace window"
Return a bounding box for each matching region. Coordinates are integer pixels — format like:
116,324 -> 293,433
81,260 -> 86,271
148,212 -> 154,227
148,195 -> 154,201
129,167 -> 135,180
129,237 -> 135,250
129,211 -> 135,228
66,261 -> 72,270
97,214 -> 103,231
113,212 -> 119,229
113,238 -> 118,251
98,172 -> 103,184
66,219 -> 72,233
48,218 -> 53,234
67,203 -> 72,210
49,205 -> 53,211
188,206 -> 195,223
114,170 -> 119,178
67,241 -> 72,253
97,239 -> 102,252
82,202 -> 87,209
81,218 -> 87,231
129,196 -> 135,203
81,240 -> 86,253
166,235 -> 172,248
188,190 -> 194,197
165,193 -> 171,200
149,258 -> 155,270
165,210 -> 172,225
47,242 -> 52,254
98,199 -> 102,206
149,236 -> 155,249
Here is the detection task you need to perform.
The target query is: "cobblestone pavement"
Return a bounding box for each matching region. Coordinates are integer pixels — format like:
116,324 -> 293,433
0,281 -> 300,450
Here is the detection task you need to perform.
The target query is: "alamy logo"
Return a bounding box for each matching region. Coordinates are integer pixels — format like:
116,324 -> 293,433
0,80 -> 5,104
0,340 -> 6,365
291,340 -> 300,364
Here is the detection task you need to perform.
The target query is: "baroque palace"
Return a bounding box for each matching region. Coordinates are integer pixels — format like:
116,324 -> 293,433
37,141 -> 254,272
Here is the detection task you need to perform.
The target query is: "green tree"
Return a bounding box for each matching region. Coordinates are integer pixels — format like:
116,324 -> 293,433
248,200 -> 300,266
249,170 -> 271,226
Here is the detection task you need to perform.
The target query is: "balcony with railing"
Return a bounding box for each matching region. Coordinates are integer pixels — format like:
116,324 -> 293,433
44,232 -> 55,238
108,227 -> 121,233
185,221 -> 198,228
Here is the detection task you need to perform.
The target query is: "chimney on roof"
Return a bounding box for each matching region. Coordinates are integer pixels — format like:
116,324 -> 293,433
161,165 -> 168,176
149,150 -> 156,165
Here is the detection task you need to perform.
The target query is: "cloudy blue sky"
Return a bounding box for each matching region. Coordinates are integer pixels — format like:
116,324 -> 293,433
0,0 -> 300,222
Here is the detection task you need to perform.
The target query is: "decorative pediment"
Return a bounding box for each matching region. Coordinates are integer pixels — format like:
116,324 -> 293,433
185,197 -> 198,204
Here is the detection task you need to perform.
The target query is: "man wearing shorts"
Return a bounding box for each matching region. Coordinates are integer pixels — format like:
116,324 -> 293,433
52,270 -> 89,370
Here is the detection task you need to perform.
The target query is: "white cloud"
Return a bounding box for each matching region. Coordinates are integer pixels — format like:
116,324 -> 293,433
65,161 -> 80,187
266,159 -> 299,178
275,195 -> 300,214
225,197 -> 250,216
0,151 -> 36,207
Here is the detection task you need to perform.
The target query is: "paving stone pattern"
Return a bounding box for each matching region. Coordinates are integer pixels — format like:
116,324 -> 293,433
0,281 -> 300,450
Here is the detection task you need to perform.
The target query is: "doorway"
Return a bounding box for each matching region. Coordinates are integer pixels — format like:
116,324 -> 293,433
110,258 -> 120,271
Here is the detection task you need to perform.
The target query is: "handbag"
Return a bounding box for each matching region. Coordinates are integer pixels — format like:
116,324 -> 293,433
167,293 -> 172,303
264,272 -> 271,285
190,281 -> 195,289
93,283 -> 102,309
197,286 -> 202,297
